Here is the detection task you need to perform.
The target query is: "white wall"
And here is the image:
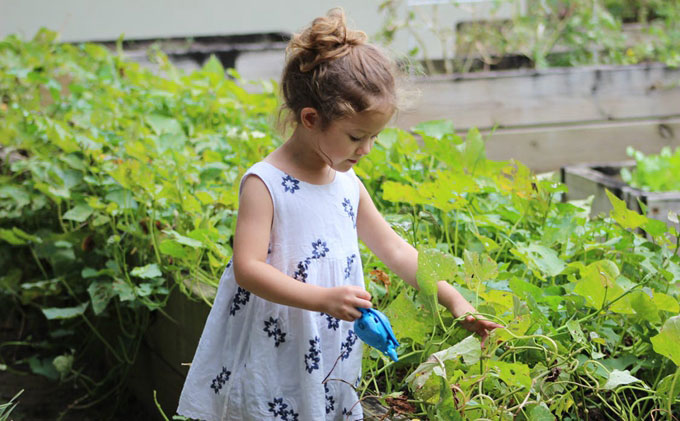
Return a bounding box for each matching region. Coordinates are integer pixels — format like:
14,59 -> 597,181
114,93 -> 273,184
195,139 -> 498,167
0,0 -> 521,60
0,0 -> 386,42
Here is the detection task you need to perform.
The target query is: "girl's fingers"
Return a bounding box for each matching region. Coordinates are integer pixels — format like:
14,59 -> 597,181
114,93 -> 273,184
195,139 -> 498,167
349,308 -> 363,320
356,298 -> 373,309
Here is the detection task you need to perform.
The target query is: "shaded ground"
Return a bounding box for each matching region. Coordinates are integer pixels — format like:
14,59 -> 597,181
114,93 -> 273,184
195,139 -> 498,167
0,303 -> 153,421
0,370 -> 152,421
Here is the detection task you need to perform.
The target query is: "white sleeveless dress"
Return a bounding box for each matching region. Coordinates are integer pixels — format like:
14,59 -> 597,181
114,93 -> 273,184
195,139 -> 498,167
177,161 -> 365,421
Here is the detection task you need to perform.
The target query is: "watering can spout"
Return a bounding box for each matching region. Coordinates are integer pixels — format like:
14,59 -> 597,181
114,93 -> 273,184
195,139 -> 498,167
387,347 -> 399,362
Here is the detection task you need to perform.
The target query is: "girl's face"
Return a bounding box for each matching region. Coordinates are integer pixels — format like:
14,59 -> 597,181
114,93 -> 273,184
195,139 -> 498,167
310,105 -> 394,172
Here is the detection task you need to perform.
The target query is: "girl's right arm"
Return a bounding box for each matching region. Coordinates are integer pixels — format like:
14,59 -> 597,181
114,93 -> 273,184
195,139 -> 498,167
232,174 -> 372,321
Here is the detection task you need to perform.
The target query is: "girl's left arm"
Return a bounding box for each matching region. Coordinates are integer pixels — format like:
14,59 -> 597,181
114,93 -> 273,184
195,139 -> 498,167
356,180 -> 502,342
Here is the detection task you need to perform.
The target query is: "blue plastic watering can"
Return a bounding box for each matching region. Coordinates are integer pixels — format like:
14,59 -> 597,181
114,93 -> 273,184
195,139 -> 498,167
354,308 -> 399,362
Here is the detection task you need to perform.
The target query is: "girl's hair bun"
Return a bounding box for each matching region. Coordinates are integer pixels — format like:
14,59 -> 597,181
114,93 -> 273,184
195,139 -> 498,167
279,8 -> 408,131
287,8 -> 367,72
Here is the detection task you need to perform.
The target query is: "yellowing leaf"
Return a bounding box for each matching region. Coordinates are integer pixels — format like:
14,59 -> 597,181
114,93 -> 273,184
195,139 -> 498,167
605,189 -> 647,230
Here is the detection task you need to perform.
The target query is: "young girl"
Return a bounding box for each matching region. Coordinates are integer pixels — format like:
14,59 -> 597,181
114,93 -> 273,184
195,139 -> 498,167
177,9 -> 501,421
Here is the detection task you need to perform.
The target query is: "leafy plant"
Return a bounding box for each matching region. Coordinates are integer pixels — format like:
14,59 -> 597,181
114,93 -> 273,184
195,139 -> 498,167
2,28 -> 680,420
621,146 -> 680,191
0,390 -> 22,421
376,0 -> 680,73
0,29 -> 280,412
354,120 -> 680,419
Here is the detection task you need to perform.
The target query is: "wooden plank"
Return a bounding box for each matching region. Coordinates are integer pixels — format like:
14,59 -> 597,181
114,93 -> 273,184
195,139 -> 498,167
480,117 -> 680,172
395,63 -> 680,130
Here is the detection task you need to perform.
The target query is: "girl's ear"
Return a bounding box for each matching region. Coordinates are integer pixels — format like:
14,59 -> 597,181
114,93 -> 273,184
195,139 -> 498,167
300,107 -> 320,130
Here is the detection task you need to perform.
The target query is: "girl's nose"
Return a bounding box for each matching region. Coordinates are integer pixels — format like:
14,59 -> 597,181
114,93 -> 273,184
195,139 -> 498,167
357,138 -> 374,156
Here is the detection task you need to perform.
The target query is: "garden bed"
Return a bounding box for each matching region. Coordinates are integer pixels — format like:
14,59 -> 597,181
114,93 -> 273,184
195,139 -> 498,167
561,160 -> 680,239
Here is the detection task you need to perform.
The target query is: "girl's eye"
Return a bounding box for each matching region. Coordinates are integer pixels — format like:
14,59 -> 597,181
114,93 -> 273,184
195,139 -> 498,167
349,135 -> 362,142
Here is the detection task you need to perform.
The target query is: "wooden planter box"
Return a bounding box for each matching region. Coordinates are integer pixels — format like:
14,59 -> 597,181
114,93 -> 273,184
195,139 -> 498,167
399,63 -> 680,172
561,161 -> 680,236
117,35 -> 680,173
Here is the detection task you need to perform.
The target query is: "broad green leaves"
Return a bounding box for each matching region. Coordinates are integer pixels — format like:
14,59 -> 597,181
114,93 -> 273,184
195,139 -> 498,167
605,189 -> 647,230
416,248 -> 458,321
603,369 -> 644,390
406,335 -> 481,400
573,260 -> 630,313
651,316 -> 680,366
42,302 -> 88,320
383,290 -> 427,344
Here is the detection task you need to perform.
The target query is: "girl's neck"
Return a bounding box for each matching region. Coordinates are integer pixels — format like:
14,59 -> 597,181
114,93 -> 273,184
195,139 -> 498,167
266,128 -> 336,185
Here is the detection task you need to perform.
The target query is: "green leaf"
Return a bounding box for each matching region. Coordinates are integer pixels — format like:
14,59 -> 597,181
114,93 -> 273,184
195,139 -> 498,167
112,279 -> 136,301
630,290 -> 660,323
28,356 -> 59,380
62,203 -> 93,222
573,260 -> 629,312
163,230 -> 204,248
605,189 -> 647,230
431,335 -> 481,366
87,281 -> 114,315
412,119 -> 454,140
460,128 -> 486,174
159,239 -> 189,258
42,302 -> 88,320
657,372 -> 680,401
418,248 -> 458,294
513,244 -> 565,278
405,335 -> 481,393
0,228 -> 26,245
146,114 -> 183,136
383,290 -> 427,344
463,250 -> 498,287
528,402 -> 555,421
566,320 -> 587,344
602,369 -> 644,390
203,54 -> 225,77
651,315 -> 680,366
488,360 -> 532,389
130,263 -> 162,279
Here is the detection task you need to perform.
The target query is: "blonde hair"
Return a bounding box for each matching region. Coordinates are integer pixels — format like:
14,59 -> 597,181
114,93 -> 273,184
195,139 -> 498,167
279,8 -> 401,131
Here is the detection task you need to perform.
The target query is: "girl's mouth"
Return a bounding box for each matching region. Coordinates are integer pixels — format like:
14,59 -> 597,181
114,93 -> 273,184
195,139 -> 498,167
348,159 -> 358,164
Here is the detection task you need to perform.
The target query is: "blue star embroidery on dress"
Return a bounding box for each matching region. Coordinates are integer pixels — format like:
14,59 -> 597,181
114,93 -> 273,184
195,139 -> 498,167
324,384 -> 335,414
293,258 -> 311,282
344,254 -> 356,280
304,336 -> 321,373
267,397 -> 300,420
229,287 -> 251,316
342,198 -> 356,228
342,407 -> 353,417
340,330 -> 358,360
281,175 -> 300,194
320,312 -> 340,330
209,366 -> 231,394
264,317 -> 286,347
311,239 -> 329,259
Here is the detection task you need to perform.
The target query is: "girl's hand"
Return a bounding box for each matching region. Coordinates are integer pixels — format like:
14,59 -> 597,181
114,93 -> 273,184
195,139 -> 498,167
459,315 -> 504,348
441,282 -> 503,347
322,285 -> 372,322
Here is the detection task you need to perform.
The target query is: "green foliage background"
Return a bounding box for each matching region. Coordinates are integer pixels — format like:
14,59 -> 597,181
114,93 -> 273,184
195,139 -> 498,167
1,30 -> 680,419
